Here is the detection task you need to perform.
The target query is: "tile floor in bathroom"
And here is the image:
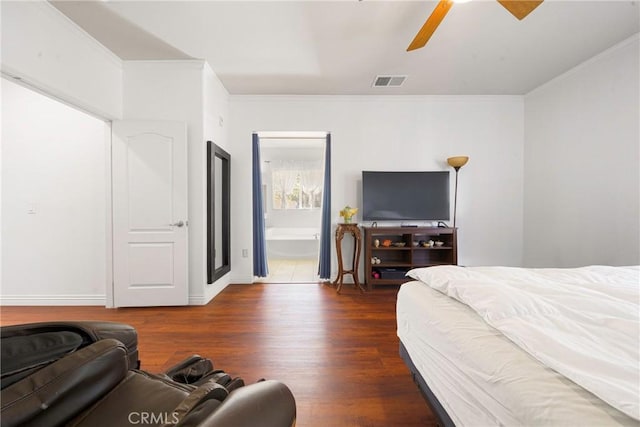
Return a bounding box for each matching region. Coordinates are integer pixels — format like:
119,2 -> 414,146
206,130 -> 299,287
258,258 -> 319,283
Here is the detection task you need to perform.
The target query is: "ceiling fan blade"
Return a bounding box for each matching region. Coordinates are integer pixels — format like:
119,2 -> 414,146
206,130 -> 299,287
497,0 -> 543,20
407,0 -> 454,52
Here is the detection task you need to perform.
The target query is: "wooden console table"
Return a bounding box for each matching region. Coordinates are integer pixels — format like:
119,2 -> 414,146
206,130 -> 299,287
332,223 -> 365,293
363,226 -> 457,289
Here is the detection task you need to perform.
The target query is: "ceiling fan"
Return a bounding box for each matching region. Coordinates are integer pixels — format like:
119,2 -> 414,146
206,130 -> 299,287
407,0 -> 544,51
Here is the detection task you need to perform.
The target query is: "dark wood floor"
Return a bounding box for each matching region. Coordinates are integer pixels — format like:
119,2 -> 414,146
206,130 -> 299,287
0,283 -> 436,426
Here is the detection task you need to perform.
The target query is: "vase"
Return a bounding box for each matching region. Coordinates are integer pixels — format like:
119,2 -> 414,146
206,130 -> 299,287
343,217 -> 352,224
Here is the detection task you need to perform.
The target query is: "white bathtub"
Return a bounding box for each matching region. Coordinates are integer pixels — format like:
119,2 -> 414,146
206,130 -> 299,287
266,227 -> 320,259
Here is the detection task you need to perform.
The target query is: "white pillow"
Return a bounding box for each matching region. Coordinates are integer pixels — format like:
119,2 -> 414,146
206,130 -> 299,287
406,265 -> 473,293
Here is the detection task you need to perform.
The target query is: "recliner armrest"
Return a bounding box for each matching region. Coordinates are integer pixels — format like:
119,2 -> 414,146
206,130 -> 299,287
177,380 -> 296,427
1,321 -> 139,369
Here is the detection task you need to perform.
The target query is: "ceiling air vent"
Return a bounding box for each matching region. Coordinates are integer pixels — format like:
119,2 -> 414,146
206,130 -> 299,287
373,75 -> 406,88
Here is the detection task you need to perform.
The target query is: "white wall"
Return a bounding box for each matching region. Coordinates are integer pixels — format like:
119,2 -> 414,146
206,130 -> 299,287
4,0 -> 634,304
124,60 -> 203,304
1,1 -> 122,119
1,78 -> 108,304
524,35 -> 640,267
202,63 -> 232,301
123,60 -> 231,304
0,0 -> 233,305
229,96 -> 525,282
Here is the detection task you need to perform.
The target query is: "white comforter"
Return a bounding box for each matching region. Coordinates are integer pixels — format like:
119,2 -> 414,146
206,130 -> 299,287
407,265 -> 640,421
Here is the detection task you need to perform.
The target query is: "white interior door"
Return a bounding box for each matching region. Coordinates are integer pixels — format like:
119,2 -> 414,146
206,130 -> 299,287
112,121 -> 188,307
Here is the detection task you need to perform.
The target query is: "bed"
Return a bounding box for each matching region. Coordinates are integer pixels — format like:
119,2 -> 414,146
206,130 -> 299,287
397,265 -> 640,426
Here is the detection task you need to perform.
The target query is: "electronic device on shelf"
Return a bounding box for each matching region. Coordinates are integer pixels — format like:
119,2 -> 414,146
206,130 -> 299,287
362,171 -> 450,222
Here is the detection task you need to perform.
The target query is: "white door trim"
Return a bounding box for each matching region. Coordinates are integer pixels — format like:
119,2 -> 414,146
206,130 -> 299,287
105,122 -> 114,308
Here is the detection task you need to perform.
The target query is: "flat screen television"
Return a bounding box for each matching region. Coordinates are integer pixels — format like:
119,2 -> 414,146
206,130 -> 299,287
362,171 -> 450,221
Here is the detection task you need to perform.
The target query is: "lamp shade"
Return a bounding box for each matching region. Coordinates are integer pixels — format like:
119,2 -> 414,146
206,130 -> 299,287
447,156 -> 469,169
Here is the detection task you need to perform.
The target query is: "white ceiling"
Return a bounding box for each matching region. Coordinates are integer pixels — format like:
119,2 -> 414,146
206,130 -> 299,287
52,0 -> 640,95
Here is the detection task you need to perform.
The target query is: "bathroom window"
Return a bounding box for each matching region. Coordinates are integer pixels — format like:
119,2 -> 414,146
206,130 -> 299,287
271,160 -> 323,210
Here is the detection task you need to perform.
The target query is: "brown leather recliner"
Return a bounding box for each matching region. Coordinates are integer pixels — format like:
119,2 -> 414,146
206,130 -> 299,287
0,321 -> 296,427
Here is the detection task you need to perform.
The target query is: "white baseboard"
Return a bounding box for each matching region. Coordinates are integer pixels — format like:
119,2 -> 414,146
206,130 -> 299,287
203,281 -> 228,303
188,278 -> 230,305
232,274 -> 255,284
0,294 -> 106,306
188,295 -> 207,305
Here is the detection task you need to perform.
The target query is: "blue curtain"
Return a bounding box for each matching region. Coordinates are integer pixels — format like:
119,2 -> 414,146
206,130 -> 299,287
252,133 -> 269,277
318,134 -> 332,279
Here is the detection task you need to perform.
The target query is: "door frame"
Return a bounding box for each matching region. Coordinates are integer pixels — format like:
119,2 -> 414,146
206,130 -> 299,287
1,74 -> 117,307
3,73 -> 116,307
104,122 -> 114,307
255,131 -> 329,283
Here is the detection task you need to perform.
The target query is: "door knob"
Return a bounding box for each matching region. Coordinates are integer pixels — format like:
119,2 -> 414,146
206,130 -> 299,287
170,220 -> 185,227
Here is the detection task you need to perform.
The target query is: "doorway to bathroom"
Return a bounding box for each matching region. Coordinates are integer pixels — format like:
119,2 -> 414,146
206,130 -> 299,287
257,134 -> 327,283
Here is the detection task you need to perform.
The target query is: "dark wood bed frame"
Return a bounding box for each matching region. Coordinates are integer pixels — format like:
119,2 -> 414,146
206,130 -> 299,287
400,341 -> 456,427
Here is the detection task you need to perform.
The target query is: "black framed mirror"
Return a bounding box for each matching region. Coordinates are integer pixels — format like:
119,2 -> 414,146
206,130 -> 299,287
207,141 -> 231,284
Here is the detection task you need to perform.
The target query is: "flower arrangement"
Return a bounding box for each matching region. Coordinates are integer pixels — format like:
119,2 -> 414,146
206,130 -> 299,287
339,205 -> 358,223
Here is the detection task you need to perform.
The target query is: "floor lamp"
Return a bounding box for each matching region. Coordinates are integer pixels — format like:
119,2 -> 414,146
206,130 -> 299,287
447,156 -> 469,228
